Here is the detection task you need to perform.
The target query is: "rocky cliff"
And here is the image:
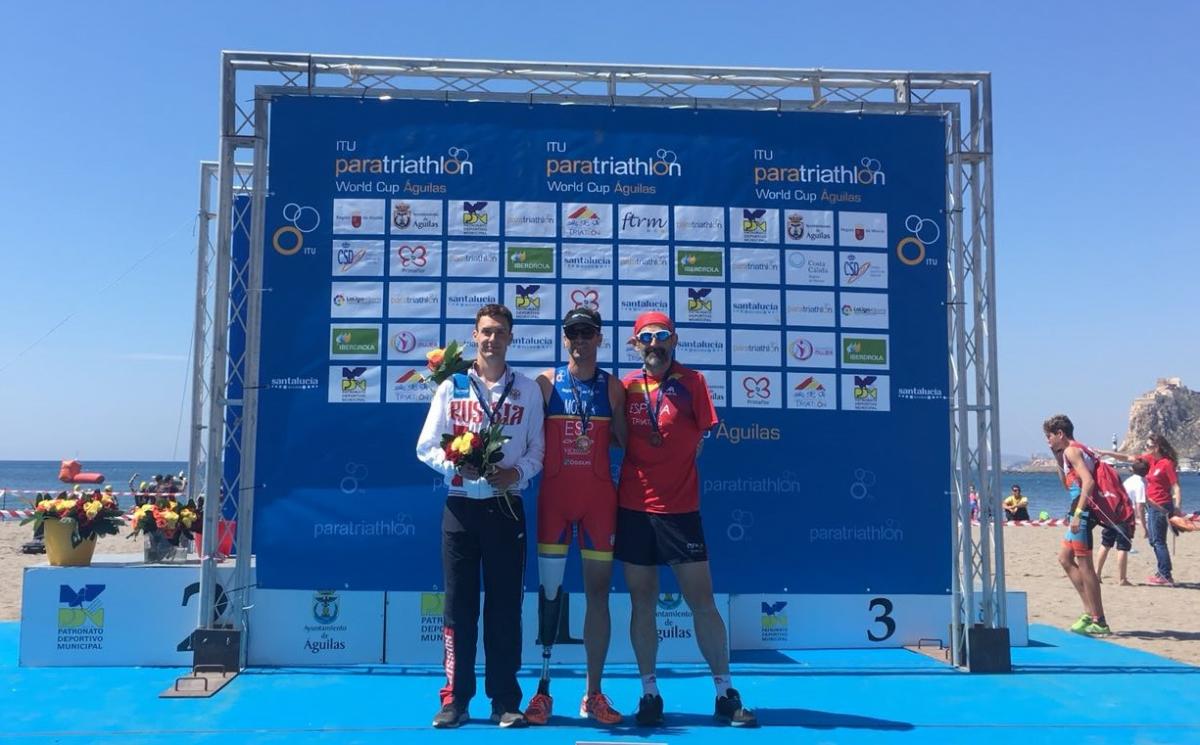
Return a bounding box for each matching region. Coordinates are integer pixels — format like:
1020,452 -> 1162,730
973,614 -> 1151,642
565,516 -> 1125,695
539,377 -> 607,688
1119,378 -> 1200,462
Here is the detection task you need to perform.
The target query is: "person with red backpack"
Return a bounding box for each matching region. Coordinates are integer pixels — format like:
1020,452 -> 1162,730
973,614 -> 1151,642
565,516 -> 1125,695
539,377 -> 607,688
1043,414 -> 1113,635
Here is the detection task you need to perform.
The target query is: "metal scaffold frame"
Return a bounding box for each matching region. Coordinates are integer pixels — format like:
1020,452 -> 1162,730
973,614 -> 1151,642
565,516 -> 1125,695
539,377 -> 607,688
191,52 -> 1002,668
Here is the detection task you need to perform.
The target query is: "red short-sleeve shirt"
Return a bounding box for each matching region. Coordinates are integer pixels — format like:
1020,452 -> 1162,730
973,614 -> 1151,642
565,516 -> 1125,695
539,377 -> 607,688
1141,454 -> 1178,507
618,362 -> 718,514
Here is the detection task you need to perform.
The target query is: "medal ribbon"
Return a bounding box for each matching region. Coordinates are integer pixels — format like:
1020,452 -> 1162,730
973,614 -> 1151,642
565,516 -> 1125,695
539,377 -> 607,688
469,369 -> 514,429
642,371 -> 666,442
568,370 -> 600,442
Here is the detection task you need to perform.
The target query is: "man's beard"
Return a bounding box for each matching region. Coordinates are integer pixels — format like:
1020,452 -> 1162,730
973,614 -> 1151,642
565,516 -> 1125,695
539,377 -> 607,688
642,347 -> 670,367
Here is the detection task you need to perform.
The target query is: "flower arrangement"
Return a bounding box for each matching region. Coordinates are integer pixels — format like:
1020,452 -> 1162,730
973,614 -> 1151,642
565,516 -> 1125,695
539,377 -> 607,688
21,488 -> 124,547
441,424 -> 511,476
422,340 -> 472,387
129,494 -> 202,547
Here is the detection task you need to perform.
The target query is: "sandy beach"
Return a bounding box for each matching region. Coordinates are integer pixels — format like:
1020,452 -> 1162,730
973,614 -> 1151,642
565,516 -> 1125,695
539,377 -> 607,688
2,520 -> 1197,665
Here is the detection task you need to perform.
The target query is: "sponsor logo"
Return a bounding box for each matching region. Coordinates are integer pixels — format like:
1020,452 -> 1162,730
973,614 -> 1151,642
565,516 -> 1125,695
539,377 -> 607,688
561,244 -> 614,278
569,288 -> 600,310
655,592 -> 694,641
333,199 -> 386,234
742,375 -> 771,399
57,584 -> 105,651
336,243 -> 368,273
419,592 -> 444,643
791,374 -> 834,410
842,254 -> 871,284
331,327 -> 380,356
792,338 -> 813,361
754,157 -> 887,186
563,204 -> 610,238
618,247 -> 670,275
786,250 -> 835,286
504,202 -> 556,236
732,370 -> 780,408
392,202 -> 412,229
687,287 -> 713,312
391,331 -> 417,354
396,244 -> 428,268
838,210 -> 888,248
506,245 -> 554,275
514,284 -> 542,316
676,249 -> 723,277
897,386 -> 946,401
312,590 -> 340,625
341,366 -> 369,399
618,205 -> 669,239
546,151 -> 682,178
704,474 -> 804,494
730,290 -> 781,325
761,600 -> 788,642
334,147 -> 473,177
809,520 -> 904,543
386,366 -> 433,403
460,201 -> 491,233
742,208 -> 768,235
841,302 -> 887,318
843,338 -> 888,366
787,207 -> 835,245
673,206 -> 725,241
269,375 -> 320,391
853,375 -> 879,401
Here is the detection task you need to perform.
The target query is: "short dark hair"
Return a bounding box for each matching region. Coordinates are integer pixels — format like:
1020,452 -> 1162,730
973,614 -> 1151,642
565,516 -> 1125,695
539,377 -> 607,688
1131,459 -> 1150,476
475,303 -> 513,331
1042,414 -> 1074,438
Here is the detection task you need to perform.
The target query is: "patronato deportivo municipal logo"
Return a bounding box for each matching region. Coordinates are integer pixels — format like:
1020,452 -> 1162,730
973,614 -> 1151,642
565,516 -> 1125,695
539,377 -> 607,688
419,592 -> 444,642
761,600 -> 788,642
515,284 -> 541,311
742,208 -> 767,235
341,366 -> 369,401
57,584 -> 105,651
312,590 -> 340,624
854,375 -> 878,401
462,201 -> 488,225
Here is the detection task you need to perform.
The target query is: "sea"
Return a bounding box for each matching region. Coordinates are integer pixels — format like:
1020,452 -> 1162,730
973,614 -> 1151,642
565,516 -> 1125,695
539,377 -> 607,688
1,460 -> 1196,516
0,460 -> 187,509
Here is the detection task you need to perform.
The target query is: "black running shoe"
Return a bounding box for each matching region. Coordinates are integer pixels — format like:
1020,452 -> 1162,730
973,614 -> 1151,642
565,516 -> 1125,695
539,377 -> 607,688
714,688 -> 758,727
431,702 -> 469,729
490,702 -> 529,728
634,693 -> 665,727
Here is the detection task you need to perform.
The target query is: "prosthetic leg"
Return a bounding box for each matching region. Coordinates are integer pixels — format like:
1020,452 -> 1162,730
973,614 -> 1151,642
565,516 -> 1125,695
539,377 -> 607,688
535,584 -> 565,699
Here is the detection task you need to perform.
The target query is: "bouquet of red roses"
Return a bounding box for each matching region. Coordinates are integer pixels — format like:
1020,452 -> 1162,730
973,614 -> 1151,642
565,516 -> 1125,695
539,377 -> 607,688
441,423 -> 510,476
422,340 -> 473,387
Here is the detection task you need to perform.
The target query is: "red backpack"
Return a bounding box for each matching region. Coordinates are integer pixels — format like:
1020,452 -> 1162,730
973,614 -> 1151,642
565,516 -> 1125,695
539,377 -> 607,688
1075,442 -> 1136,528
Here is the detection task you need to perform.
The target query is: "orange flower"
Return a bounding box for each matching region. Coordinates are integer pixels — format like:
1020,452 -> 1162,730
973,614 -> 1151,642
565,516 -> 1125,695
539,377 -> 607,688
426,348 -> 445,370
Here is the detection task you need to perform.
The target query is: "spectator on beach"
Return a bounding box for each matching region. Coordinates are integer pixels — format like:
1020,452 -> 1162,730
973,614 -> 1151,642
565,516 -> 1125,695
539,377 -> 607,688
968,483 -> 979,520
1095,460 -> 1149,586
1095,435 -> 1192,586
1043,414 -> 1110,635
1003,485 -> 1031,521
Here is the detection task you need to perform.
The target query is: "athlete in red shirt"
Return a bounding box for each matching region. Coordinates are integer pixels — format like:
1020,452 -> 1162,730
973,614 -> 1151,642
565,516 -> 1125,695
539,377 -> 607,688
617,311 -> 756,728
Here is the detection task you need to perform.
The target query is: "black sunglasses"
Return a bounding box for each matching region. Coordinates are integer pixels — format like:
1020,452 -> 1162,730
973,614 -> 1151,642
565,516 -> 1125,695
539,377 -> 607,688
565,326 -> 598,340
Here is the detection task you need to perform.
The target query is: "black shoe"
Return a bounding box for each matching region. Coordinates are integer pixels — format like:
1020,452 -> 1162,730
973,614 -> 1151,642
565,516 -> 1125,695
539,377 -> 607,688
432,702 -> 469,729
634,693 -> 665,727
490,702 -> 528,728
714,688 -> 758,727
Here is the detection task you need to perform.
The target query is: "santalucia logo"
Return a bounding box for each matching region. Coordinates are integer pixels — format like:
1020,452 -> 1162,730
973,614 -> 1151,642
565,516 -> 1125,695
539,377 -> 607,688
335,147 -> 474,177
754,157 -> 886,186
546,149 -> 682,177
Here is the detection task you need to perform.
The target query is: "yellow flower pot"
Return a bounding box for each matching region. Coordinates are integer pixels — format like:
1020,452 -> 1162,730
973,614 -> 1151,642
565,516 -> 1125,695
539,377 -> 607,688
43,519 -> 99,567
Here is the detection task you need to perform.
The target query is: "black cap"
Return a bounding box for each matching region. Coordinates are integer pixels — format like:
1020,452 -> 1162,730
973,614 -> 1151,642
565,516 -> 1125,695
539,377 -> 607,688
562,307 -> 602,329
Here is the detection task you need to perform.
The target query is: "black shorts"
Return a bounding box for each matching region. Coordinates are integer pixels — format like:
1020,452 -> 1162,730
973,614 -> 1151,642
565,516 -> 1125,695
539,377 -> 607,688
614,508 -> 708,566
1100,524 -> 1134,552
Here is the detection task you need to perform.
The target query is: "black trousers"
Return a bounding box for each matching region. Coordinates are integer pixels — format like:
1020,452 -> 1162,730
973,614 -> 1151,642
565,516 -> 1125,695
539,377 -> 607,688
439,495 -> 527,710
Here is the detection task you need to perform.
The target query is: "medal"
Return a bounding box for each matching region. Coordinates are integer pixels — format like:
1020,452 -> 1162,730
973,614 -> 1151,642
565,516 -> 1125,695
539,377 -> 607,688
649,432 -> 664,447
568,369 -> 600,455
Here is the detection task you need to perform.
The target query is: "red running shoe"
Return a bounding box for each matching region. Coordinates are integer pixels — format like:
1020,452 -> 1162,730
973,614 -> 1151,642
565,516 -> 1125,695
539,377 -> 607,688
579,691 -> 623,725
524,692 -> 552,725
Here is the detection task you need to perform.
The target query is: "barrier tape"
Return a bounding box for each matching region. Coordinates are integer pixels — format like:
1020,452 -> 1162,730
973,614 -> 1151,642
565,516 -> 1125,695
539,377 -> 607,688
974,513 -> 1200,527
1,488 -> 180,498
1,509 -> 135,522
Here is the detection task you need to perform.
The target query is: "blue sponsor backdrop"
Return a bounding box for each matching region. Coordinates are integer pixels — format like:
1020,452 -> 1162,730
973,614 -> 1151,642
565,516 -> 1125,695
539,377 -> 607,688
253,96 -> 950,593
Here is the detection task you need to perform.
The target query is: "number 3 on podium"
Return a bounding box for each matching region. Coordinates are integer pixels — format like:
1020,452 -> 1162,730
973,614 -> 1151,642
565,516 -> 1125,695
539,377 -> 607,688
867,597 -> 896,642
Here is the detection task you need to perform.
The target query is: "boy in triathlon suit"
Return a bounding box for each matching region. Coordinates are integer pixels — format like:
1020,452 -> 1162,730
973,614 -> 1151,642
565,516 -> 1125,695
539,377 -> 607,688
1043,414 -> 1110,635
524,307 -> 626,726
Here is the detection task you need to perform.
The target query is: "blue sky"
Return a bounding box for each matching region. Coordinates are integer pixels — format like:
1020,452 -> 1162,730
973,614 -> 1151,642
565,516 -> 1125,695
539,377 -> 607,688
0,1 -> 1196,460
